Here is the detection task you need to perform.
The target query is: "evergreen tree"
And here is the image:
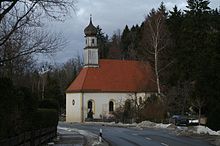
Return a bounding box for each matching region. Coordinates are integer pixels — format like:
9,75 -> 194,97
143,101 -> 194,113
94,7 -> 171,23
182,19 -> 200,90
121,25 -> 130,59
127,25 -> 141,60
166,0 -> 220,129
167,5 -> 184,85
108,30 -> 122,59
96,25 -> 109,59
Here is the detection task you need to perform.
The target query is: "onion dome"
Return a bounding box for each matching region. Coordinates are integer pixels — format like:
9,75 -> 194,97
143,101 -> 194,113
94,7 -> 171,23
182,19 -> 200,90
84,16 -> 97,36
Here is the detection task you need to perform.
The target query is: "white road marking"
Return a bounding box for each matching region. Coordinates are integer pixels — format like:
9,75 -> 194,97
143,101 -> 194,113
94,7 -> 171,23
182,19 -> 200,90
161,142 -> 169,146
145,137 -> 152,140
132,133 -> 138,136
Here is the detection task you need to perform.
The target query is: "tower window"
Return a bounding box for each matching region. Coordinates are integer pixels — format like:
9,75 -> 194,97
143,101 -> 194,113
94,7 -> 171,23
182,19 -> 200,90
92,39 -> 95,44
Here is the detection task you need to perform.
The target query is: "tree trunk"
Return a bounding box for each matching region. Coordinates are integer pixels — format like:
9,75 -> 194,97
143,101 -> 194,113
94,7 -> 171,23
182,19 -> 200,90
199,107 -> 201,125
154,46 -> 161,97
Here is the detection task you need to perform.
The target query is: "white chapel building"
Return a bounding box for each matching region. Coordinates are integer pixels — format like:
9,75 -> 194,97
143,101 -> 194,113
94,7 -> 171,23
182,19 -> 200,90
66,17 -> 157,123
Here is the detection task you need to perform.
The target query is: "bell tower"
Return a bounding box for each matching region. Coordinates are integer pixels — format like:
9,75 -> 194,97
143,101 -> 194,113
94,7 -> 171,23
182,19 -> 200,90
83,15 -> 98,67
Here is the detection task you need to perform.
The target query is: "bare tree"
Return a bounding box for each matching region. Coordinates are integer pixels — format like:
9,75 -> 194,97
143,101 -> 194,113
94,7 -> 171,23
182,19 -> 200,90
141,6 -> 171,97
60,56 -> 82,87
192,96 -> 206,125
0,16 -> 66,64
0,0 -> 76,22
0,12 -> 67,84
0,0 -> 76,57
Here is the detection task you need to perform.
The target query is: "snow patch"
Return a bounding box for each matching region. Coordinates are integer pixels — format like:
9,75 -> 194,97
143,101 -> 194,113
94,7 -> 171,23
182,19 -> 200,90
194,126 -> 220,136
136,121 -> 171,129
85,121 -> 220,136
57,126 -> 68,131
78,129 -> 97,137
155,123 -> 171,129
58,126 -> 100,146
92,141 -> 101,146
86,121 -> 137,127
137,121 -> 156,128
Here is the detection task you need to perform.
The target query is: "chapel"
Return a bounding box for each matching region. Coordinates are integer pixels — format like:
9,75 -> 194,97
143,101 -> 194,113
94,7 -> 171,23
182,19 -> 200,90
66,17 -> 157,122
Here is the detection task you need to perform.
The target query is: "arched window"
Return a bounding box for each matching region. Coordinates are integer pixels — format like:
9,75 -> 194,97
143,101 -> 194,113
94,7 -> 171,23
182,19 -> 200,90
87,100 -> 94,119
87,100 -> 95,113
109,101 -> 114,112
88,100 -> 93,110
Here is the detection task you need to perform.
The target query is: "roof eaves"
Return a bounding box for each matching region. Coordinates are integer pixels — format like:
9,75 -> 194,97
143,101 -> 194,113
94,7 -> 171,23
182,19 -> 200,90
66,90 -> 158,93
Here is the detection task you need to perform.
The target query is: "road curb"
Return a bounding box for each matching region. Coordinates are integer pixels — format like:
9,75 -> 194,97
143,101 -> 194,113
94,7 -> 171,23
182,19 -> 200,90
102,137 -> 111,146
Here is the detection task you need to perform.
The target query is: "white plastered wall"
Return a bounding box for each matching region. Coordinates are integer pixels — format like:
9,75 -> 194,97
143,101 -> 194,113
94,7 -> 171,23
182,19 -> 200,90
83,92 -> 150,120
66,92 -> 154,122
66,93 -> 82,123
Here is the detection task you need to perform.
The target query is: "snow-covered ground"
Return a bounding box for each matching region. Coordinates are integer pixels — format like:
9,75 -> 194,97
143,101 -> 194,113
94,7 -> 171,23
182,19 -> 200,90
86,121 -> 220,136
57,126 -> 102,146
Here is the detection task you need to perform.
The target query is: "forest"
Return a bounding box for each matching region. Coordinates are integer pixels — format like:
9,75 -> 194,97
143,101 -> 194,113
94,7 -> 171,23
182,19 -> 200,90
96,0 -> 220,130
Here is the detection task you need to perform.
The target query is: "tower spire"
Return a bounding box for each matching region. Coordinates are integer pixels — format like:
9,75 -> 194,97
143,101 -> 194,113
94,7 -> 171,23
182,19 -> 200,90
84,15 -> 97,36
90,14 -> 92,23
83,15 -> 99,68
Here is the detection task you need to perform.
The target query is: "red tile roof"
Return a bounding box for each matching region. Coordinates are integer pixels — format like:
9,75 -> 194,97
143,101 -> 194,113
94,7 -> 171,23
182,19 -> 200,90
66,59 -> 157,93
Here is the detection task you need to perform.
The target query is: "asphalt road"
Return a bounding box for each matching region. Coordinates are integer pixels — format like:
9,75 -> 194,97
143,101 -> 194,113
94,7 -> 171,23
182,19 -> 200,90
58,122 -> 213,146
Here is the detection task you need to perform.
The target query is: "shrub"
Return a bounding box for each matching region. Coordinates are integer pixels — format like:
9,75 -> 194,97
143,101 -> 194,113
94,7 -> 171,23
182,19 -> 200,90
16,87 -> 38,131
140,102 -> 167,123
32,108 -> 58,129
0,78 -> 58,140
0,78 -> 19,138
140,95 -> 167,123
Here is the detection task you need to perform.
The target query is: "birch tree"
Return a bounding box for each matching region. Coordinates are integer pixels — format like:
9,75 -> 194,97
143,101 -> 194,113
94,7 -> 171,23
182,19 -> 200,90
141,4 -> 171,97
192,96 -> 206,125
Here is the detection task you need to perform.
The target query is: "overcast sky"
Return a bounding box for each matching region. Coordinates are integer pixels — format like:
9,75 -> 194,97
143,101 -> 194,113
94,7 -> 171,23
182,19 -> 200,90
40,0 -> 220,64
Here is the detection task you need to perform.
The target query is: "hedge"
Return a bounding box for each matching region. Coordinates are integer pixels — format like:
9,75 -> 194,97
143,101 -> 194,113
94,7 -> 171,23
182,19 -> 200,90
38,99 -> 60,112
0,78 -> 59,140
32,108 -> 59,129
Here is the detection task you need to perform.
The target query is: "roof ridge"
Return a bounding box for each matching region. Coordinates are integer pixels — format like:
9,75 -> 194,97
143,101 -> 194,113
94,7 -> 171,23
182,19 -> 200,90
100,59 -> 141,63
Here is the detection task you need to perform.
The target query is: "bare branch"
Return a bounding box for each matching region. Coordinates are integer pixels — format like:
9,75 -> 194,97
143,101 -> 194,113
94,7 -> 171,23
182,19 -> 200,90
158,60 -> 174,73
0,0 -> 18,22
0,21 -> 66,64
0,0 -> 76,48
0,2 -> 37,46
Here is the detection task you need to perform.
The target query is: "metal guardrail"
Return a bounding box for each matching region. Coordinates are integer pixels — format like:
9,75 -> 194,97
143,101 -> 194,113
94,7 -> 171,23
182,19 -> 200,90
0,127 -> 57,146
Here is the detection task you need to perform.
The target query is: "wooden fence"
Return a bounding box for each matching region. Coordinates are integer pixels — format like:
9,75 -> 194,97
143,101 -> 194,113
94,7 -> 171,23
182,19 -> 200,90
0,127 -> 56,146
